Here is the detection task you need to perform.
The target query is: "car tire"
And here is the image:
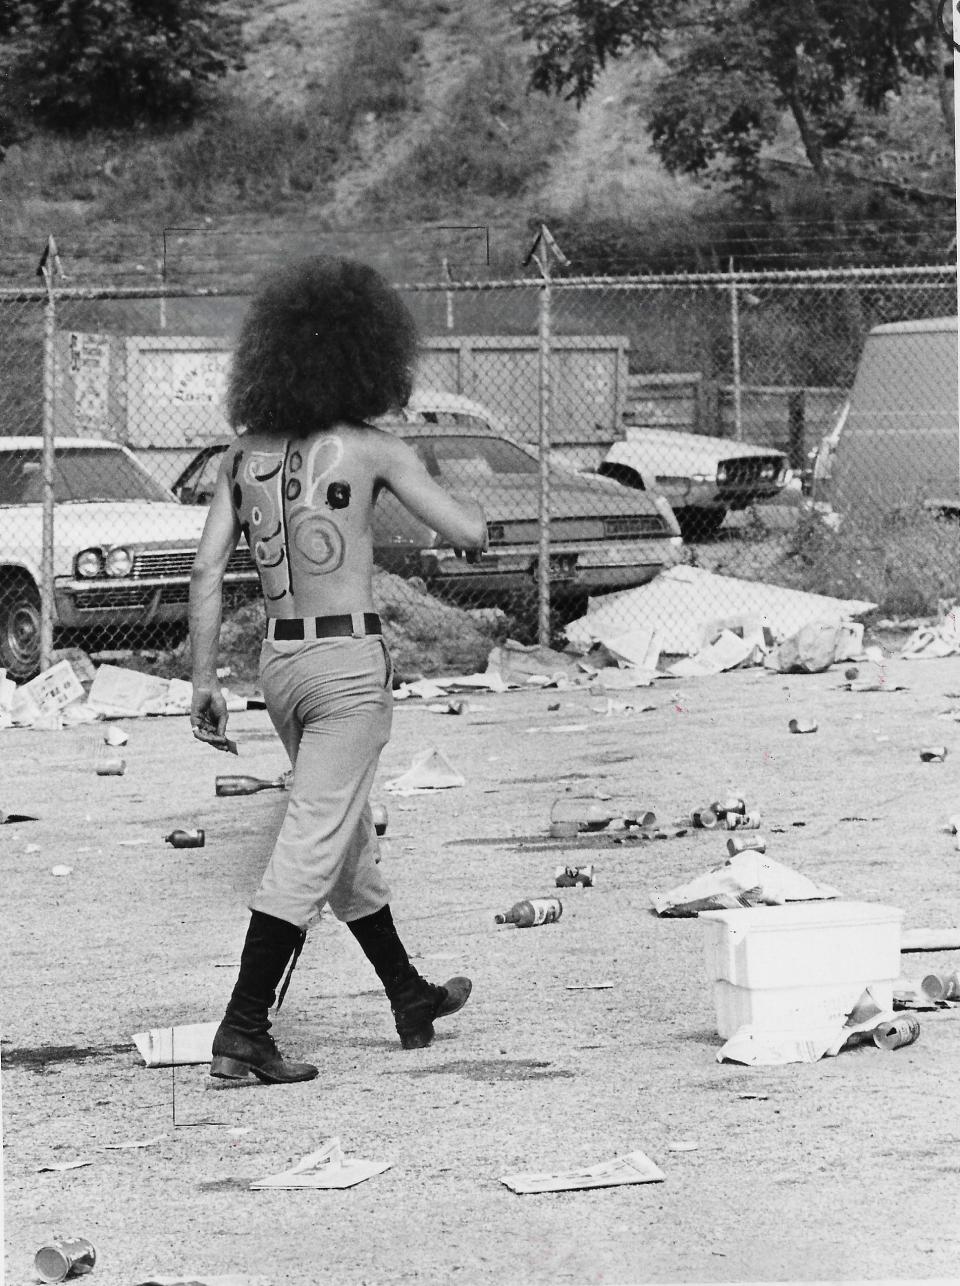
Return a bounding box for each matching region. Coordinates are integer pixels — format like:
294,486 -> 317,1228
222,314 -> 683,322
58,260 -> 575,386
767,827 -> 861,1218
676,506 -> 726,541
0,572 -> 42,681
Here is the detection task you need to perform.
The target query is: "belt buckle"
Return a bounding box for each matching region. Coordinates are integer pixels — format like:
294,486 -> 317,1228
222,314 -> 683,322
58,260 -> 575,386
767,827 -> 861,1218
350,611 -> 365,639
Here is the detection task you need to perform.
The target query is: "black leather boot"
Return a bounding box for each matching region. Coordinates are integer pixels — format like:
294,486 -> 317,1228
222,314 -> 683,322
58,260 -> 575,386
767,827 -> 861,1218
347,905 -> 473,1049
390,975 -> 473,1050
210,910 -> 318,1084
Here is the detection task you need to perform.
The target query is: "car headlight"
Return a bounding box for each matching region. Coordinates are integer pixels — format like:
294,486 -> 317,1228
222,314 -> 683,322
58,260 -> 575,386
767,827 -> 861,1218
105,546 -> 133,577
76,548 -> 104,578
690,472 -> 715,484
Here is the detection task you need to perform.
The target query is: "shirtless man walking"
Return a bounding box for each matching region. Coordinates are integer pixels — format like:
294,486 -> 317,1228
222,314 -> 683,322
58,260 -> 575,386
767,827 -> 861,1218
188,256 -> 487,1084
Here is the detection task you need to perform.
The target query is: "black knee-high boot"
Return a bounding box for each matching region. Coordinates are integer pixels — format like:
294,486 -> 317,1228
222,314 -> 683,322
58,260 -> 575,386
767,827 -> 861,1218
210,910 -> 318,1083
347,904 -> 472,1049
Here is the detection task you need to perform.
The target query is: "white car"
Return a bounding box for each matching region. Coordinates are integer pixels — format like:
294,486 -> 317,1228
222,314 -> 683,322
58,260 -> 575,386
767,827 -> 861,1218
0,437 -> 257,679
597,430 -> 791,539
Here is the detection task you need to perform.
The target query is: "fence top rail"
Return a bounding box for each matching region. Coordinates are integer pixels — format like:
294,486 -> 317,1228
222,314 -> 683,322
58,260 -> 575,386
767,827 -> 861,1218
0,263 -> 954,302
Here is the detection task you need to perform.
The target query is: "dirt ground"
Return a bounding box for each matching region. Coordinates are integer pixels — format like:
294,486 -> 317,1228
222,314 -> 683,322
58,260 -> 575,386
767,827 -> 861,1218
4,652 -> 960,1285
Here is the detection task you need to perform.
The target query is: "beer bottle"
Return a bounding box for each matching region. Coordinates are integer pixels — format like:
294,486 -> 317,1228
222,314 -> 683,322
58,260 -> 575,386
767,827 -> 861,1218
164,828 -> 205,848
215,774 -> 288,796
494,897 -> 563,928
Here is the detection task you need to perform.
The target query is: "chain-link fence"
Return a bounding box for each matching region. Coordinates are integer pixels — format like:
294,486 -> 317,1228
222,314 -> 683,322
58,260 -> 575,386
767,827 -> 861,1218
0,257 -> 956,684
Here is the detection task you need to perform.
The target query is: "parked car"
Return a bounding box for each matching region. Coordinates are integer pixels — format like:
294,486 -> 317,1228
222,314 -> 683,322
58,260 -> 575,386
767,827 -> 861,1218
596,430 -> 790,539
172,391 -> 683,618
810,316 -> 959,519
0,438 -> 258,680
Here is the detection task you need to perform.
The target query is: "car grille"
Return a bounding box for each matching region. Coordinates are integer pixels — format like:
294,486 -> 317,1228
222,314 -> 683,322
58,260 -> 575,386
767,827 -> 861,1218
722,457 -> 782,486
131,548 -> 256,578
75,587 -> 162,610
486,515 -> 669,544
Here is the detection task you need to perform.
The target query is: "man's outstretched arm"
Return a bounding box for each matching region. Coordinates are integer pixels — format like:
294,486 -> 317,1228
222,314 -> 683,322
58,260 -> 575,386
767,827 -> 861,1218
376,433 -> 488,551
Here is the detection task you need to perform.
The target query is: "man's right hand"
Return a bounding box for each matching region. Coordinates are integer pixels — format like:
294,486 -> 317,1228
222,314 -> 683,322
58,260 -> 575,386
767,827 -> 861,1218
190,683 -> 229,744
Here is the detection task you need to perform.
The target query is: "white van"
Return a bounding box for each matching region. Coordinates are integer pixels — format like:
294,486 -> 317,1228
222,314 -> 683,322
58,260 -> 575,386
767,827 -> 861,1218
814,316 -> 959,517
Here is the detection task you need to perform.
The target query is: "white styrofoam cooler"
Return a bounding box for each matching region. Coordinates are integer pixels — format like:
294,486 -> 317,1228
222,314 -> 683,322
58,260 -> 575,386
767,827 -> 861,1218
699,901 -> 903,1038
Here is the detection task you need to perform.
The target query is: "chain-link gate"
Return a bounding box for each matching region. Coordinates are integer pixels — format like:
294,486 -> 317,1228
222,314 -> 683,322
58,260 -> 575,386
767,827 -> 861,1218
0,258 -> 955,684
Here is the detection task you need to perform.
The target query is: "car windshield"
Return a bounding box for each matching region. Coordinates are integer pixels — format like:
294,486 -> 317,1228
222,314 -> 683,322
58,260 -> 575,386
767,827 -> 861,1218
411,435 -> 538,481
0,447 -> 173,506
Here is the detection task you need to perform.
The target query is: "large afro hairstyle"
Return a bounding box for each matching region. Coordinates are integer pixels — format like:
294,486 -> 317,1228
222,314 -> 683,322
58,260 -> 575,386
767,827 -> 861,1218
226,255 -> 419,436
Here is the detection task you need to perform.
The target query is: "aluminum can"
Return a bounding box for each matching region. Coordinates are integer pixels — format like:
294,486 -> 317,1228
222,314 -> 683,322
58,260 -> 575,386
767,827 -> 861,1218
727,834 -> 766,856
873,1015 -> 920,1050
34,1236 -> 97,1282
691,808 -> 719,829
726,809 -> 762,830
920,745 -> 948,762
623,806 -> 657,829
371,803 -> 388,837
710,797 -> 746,818
164,828 -> 205,848
921,971 -> 960,1001
788,717 -> 818,734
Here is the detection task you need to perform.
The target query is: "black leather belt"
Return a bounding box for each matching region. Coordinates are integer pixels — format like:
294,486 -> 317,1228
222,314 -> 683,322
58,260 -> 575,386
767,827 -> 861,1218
266,612 -> 383,641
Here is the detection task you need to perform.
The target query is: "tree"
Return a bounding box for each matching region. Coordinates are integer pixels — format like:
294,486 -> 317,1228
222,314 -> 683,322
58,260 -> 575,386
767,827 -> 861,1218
8,0 -> 244,131
513,0 -> 945,187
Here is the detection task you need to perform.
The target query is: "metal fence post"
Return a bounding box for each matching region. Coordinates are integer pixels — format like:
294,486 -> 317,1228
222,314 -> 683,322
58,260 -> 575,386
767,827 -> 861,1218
729,258 -> 743,441
37,235 -> 63,674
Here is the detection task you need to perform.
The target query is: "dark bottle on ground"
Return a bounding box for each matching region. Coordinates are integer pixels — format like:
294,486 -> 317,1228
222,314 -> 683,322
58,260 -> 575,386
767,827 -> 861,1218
494,897 -> 563,928
215,775 -> 288,796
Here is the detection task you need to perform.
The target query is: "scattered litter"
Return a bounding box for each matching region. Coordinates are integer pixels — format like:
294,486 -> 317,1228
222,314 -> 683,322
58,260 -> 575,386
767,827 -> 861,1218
20,659 -> 85,716
104,725 -> 129,747
717,991 -> 909,1066
132,1021 -> 219,1067
487,639 -> 588,689
500,1149 -> 664,1194
920,970 -> 960,1001
426,699 -> 471,715
563,982 -> 614,990
788,717 -> 818,734
134,1276 -> 262,1286
495,897 -> 563,928
623,806 -> 657,828
384,747 -> 466,794
666,1141 -> 699,1153
550,796 -> 612,833
34,1236 -> 97,1284
727,835 -> 766,856
395,678 -> 450,701
669,629 -> 760,678
650,852 -> 840,917
590,667 -> 656,690
250,1137 -> 390,1190
900,608 -> 960,660
87,665 -> 193,718
164,828 -> 206,849
50,865 -> 72,877
737,1092 -> 769,1100
36,1159 -> 93,1172
1,810 -> 38,824
919,745 -> 948,762
102,1135 -> 165,1150
591,697 -> 657,716
555,864 -> 595,888
628,824 -> 689,842
565,566 -> 875,658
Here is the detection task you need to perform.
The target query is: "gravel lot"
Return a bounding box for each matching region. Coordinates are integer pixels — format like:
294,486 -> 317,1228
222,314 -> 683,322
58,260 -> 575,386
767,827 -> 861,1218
4,652 -> 960,1285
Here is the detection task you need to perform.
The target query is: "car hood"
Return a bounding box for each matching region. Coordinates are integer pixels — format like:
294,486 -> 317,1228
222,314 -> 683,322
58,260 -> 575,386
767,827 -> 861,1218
472,470 -> 667,522
1,501 -> 209,550
608,430 -> 786,472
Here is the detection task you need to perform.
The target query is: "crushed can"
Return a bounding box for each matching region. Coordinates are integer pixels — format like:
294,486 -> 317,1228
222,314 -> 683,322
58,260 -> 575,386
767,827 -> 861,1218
920,745 -> 948,762
711,796 -> 746,818
555,863 -> 595,888
725,809 -> 762,830
623,806 -> 657,829
726,834 -> 766,856
164,828 -> 205,849
873,1015 -> 920,1050
34,1236 -> 97,1282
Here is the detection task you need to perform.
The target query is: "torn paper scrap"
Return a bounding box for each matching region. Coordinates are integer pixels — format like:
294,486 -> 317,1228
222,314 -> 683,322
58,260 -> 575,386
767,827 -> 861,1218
500,1149 -> 664,1194
487,640 -> 585,688
384,747 -> 466,794
587,625 -> 661,672
103,1135 -> 165,1150
132,1021 -> 219,1067
20,659 -> 85,715
590,666 -> 657,689
37,1159 -> 93,1172
650,852 -> 841,917
668,630 -> 756,678
87,666 -> 172,717
717,994 -> 900,1066
899,608 -> 960,660
564,565 -> 875,657
250,1137 -> 390,1190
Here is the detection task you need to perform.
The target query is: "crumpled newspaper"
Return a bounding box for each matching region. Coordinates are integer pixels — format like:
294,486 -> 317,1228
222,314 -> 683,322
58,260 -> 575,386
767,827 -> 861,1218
384,746 -> 466,794
717,988 -> 897,1065
650,851 -> 840,917
899,605 -> 960,660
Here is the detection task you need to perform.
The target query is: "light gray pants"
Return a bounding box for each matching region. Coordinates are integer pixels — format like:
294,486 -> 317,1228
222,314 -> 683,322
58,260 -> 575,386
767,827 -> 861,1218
249,634 -> 394,930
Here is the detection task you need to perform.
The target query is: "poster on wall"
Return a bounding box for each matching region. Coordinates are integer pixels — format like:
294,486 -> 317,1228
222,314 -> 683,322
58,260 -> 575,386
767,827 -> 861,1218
169,350 -> 229,405
69,332 -> 110,432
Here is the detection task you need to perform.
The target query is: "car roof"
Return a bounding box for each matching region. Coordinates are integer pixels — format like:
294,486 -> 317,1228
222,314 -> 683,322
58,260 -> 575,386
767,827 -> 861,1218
870,316 -> 958,336
0,436 -> 123,450
405,389 -> 502,422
